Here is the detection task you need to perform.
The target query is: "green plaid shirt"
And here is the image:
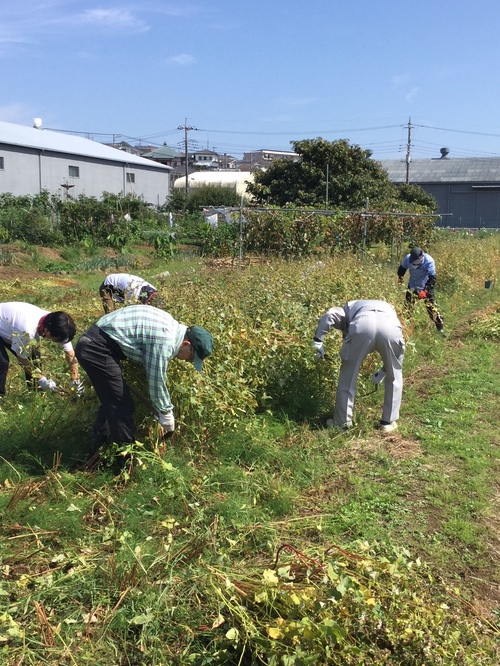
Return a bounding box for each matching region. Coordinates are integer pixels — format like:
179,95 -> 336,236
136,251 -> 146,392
97,306 -> 187,413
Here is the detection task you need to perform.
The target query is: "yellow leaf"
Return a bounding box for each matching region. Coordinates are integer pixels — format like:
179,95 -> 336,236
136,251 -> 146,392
263,569 -> 279,586
225,627 -> 239,641
212,614 -> 225,629
267,626 -> 282,639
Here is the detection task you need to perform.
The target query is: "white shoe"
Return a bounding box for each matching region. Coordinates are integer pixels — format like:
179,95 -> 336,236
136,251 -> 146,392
379,421 -> 398,434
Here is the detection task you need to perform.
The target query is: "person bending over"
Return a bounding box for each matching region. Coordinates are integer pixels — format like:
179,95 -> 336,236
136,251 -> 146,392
0,302 -> 81,396
99,273 -> 158,313
313,300 -> 405,433
75,305 -> 213,460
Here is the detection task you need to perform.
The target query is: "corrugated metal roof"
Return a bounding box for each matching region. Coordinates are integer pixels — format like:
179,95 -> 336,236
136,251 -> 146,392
0,120 -> 170,170
379,157 -> 500,183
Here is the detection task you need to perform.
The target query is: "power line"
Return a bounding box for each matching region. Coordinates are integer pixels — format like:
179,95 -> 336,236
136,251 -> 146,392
414,124 -> 500,139
195,124 -> 402,136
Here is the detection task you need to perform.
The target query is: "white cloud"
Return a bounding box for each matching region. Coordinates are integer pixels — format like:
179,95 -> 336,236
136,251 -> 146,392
391,74 -> 410,88
0,3 -> 150,45
70,9 -> 149,33
405,86 -> 419,101
168,53 -> 196,66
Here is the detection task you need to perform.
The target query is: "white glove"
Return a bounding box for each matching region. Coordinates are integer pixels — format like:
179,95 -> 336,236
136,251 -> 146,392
371,368 -> 386,384
70,379 -> 85,397
312,340 -> 325,360
38,376 -> 57,391
157,410 -> 175,432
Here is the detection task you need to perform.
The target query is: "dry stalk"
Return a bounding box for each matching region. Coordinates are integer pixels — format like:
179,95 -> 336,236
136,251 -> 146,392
33,600 -> 55,647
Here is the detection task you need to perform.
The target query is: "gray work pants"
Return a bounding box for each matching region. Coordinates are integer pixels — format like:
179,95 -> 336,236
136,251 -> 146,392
333,311 -> 405,427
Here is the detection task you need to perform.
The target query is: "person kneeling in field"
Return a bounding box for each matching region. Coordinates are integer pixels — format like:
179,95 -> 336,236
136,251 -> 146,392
99,273 -> 159,313
75,305 -> 213,464
0,301 -> 82,396
312,300 -> 405,434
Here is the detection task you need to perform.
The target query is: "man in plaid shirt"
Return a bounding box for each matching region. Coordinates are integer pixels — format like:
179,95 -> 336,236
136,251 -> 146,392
75,305 -> 213,459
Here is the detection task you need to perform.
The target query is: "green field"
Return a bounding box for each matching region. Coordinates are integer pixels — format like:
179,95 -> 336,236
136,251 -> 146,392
0,232 -> 499,665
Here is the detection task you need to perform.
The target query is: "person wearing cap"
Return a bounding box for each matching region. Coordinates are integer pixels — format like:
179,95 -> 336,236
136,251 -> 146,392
312,300 -> 405,433
75,305 -> 214,458
397,247 -> 444,334
0,301 -> 80,396
99,273 -> 158,313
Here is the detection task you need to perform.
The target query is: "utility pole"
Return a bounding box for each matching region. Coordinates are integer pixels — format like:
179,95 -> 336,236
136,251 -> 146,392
405,117 -> 412,184
177,119 -> 196,194
325,162 -> 329,207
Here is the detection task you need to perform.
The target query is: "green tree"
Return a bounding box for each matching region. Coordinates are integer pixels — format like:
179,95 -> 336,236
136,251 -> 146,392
395,182 -> 438,210
186,184 -> 243,213
247,137 -> 428,211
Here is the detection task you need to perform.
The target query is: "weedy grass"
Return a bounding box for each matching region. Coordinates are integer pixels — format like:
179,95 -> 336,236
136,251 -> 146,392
0,233 -> 499,664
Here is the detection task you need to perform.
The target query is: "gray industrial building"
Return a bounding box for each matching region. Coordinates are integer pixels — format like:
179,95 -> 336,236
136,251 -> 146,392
380,149 -> 500,228
0,120 -> 171,206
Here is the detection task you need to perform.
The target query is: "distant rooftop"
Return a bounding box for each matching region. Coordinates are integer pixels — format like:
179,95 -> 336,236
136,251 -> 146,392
0,120 -> 170,170
380,155 -> 500,183
142,144 -> 180,159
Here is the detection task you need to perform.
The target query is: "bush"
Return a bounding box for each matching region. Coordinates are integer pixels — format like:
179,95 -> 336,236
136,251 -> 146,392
0,191 -> 169,248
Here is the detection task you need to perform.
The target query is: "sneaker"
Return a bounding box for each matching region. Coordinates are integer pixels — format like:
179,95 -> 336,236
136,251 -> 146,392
326,418 -> 351,430
379,421 -> 398,434
437,328 -> 446,337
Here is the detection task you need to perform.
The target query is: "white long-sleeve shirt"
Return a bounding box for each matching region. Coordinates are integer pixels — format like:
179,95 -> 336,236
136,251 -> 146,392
0,302 -> 74,358
314,300 -> 401,341
103,273 -> 157,301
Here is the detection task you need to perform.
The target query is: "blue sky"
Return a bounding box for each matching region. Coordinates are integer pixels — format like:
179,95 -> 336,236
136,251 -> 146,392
2,0 -> 500,160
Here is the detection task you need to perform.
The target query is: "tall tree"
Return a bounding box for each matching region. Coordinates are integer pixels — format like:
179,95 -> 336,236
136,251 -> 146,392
247,138 -> 403,209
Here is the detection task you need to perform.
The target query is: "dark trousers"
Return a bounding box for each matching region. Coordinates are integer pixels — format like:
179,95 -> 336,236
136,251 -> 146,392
75,324 -> 135,452
405,289 -> 444,330
0,338 -> 40,395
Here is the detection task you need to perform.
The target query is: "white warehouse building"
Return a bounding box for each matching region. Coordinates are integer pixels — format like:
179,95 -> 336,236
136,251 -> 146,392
0,120 -> 171,206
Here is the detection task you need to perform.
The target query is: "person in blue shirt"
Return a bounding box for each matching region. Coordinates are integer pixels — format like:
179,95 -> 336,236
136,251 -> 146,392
397,247 -> 444,334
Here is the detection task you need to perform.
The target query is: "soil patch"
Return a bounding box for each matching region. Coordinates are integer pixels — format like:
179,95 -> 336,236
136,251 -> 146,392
0,264 -> 77,285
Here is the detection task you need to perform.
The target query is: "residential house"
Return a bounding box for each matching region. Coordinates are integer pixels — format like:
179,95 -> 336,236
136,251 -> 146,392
192,149 -> 220,169
240,148 -> 299,171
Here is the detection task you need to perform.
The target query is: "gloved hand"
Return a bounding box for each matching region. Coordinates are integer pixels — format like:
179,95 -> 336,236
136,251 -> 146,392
157,410 -> 175,432
418,290 -> 428,300
38,376 -> 57,391
312,340 -> 325,360
70,379 -> 85,397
